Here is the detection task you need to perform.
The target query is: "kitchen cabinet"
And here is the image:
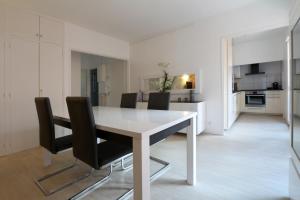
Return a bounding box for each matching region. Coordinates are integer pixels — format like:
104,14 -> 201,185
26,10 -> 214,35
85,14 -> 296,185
240,90 -> 282,114
137,102 -> 206,135
244,106 -> 266,113
265,91 -> 282,114
240,91 -> 246,112
0,7 -> 65,155
228,92 -> 242,128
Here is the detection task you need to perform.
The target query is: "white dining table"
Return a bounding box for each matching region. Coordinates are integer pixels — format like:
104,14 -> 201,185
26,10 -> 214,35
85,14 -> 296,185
47,106 -> 197,200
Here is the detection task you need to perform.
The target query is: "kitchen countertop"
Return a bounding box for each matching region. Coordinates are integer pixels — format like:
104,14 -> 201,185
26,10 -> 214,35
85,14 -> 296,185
233,89 -> 283,93
138,101 -> 203,103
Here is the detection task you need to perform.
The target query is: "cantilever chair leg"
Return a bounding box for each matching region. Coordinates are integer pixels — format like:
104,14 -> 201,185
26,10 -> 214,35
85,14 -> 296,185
69,165 -> 113,200
111,153 -> 133,170
117,156 -> 171,200
121,153 -> 133,170
34,159 -> 90,196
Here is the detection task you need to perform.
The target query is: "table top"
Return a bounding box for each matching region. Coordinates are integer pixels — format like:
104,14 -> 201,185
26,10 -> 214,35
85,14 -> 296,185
56,106 -> 197,138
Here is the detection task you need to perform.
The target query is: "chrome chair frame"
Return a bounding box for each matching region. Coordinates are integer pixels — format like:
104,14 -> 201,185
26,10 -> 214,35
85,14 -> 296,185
69,165 -> 113,200
118,156 -> 170,200
69,156 -> 169,200
34,159 -> 91,196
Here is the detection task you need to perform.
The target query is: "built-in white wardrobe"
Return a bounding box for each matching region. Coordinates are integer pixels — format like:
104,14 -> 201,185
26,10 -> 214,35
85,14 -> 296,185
0,6 -> 64,156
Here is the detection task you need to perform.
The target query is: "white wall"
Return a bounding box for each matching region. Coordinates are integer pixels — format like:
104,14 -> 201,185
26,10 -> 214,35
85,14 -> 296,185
106,59 -> 127,107
71,51 -> 81,96
233,34 -> 286,66
130,0 -> 289,134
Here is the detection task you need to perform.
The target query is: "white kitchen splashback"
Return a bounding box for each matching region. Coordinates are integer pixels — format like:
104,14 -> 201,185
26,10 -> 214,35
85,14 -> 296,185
237,61 -> 282,90
239,74 -> 267,90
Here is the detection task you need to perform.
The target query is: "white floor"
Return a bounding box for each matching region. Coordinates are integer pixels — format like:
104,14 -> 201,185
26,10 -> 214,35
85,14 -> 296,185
148,113 -> 290,200
0,114 -> 290,200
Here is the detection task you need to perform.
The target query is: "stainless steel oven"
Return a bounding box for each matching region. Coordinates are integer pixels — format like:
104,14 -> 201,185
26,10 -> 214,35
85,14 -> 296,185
245,91 -> 265,107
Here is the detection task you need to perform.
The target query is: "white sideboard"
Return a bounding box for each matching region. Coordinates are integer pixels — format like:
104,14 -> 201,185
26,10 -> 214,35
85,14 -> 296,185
137,102 -> 206,135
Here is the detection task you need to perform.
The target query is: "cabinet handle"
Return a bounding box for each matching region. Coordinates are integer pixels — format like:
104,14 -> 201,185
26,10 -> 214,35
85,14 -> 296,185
8,93 -> 11,99
40,34 -> 43,38
35,33 -> 39,37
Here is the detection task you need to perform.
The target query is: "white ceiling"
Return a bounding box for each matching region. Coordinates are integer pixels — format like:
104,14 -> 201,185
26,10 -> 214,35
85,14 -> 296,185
1,0 -> 292,43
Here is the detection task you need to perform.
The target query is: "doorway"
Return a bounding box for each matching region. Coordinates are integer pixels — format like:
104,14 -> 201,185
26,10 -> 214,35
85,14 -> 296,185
90,68 -> 99,106
222,27 -> 290,130
71,51 -> 128,107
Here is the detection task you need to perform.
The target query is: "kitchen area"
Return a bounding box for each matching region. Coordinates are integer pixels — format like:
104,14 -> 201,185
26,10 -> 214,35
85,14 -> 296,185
226,27 -> 288,129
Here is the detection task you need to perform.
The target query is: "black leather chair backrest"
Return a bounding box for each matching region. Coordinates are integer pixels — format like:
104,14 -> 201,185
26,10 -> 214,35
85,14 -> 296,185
147,92 -> 170,110
66,97 -> 99,169
120,93 -> 138,108
35,97 -> 56,153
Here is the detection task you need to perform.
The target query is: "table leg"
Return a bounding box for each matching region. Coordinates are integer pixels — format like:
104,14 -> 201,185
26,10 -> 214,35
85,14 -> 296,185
43,148 -> 52,167
133,136 -> 150,200
187,116 -> 196,185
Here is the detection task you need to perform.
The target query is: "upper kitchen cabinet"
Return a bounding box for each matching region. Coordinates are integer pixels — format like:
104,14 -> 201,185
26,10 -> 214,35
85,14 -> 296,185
232,27 -> 286,66
5,7 -> 39,40
40,17 -> 64,45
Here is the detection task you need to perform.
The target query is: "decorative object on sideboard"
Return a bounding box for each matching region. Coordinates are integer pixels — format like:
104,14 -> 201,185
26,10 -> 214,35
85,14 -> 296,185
158,62 -> 176,92
137,90 -> 144,102
186,81 -> 193,89
142,70 -> 197,92
189,90 -> 195,102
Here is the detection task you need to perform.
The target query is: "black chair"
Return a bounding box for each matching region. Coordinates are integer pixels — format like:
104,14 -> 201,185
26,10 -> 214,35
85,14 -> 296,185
120,93 -> 137,108
147,92 -> 171,145
66,97 -> 132,199
117,93 -> 138,169
34,97 -> 76,196
147,92 -> 172,186
147,92 -> 170,110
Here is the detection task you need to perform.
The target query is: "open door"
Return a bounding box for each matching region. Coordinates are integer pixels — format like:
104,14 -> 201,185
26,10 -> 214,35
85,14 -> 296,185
290,17 -> 300,200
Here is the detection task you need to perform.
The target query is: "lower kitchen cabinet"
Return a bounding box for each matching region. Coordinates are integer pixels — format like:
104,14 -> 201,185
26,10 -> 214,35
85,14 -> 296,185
265,91 -> 282,114
239,90 -> 283,115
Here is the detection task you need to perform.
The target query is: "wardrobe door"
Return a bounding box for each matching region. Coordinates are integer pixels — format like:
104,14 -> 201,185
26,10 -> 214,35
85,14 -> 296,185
40,42 -> 64,116
0,5 -> 7,155
7,37 -> 39,153
40,43 -> 64,137
6,7 -> 39,41
39,16 -> 64,45
0,37 -> 7,155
